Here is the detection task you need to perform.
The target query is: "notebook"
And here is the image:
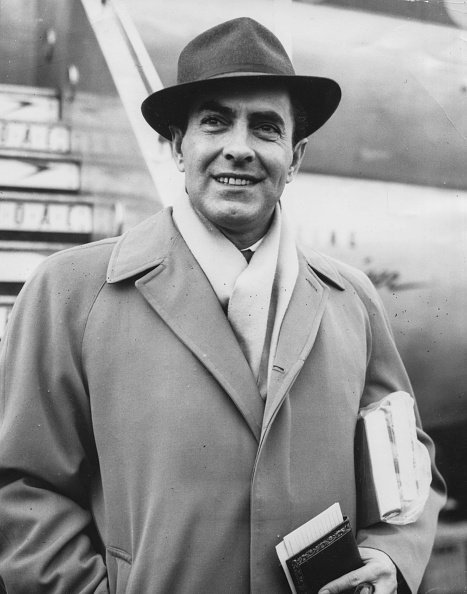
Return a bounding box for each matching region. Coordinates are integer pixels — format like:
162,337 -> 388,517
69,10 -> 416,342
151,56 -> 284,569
276,503 -> 363,594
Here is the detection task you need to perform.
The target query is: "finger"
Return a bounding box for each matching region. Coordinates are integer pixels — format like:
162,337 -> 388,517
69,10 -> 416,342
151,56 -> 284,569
317,567 -> 374,593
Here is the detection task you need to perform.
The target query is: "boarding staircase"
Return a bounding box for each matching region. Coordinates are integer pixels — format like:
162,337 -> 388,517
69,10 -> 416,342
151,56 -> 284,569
0,84 -> 123,340
0,0 -> 179,342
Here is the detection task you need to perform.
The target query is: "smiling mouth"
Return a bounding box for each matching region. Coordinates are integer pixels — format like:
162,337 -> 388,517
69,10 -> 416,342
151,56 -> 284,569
214,175 -> 258,186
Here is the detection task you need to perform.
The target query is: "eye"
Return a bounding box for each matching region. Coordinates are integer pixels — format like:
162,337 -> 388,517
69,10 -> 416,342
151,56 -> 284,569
255,123 -> 281,140
200,115 -> 226,130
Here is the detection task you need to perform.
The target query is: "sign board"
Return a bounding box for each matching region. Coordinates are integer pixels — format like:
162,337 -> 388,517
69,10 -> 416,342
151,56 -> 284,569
0,89 -> 60,122
0,156 -> 81,192
0,120 -> 71,153
0,199 -> 93,235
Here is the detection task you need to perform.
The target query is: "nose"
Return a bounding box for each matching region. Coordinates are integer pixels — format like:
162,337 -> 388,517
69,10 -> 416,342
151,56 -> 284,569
222,124 -> 254,163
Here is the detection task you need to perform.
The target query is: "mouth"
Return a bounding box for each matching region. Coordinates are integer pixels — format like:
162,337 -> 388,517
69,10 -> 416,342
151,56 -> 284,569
213,174 -> 259,186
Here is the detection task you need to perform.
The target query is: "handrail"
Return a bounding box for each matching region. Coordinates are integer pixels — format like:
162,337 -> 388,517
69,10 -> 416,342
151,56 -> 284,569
79,0 -> 179,208
109,0 -> 164,94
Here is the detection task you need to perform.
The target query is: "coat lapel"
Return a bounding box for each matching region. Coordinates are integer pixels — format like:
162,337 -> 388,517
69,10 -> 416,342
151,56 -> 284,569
262,250 -> 345,435
107,209 -> 264,442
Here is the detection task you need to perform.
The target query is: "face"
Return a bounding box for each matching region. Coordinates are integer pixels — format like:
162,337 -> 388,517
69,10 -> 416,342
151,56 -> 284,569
171,83 -> 307,247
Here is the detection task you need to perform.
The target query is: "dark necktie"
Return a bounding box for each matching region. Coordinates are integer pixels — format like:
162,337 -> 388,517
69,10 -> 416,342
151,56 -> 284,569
242,249 -> 254,263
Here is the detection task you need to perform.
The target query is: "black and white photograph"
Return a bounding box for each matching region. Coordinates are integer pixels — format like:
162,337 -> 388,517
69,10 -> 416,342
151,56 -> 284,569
0,1 -> 465,592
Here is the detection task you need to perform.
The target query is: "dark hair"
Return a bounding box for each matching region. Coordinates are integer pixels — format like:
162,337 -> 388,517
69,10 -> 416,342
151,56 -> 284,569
290,95 -> 309,145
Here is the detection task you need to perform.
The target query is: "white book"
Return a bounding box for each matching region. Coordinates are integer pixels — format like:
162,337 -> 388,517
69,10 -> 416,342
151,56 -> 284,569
389,395 -> 418,501
357,391 -> 430,525
360,408 -> 401,520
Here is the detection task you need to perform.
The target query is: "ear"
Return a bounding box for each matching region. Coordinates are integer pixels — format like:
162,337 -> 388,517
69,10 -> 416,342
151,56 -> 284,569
169,125 -> 185,172
286,138 -> 308,183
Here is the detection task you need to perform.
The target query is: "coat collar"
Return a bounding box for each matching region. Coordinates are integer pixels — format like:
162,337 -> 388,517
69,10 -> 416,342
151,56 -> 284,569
107,209 -> 177,284
106,208 -> 346,292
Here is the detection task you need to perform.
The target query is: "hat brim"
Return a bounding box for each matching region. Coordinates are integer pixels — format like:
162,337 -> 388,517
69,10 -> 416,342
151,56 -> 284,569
141,74 -> 341,141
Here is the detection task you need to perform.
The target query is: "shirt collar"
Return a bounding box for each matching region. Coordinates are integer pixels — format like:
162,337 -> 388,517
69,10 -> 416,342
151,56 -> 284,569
241,236 -> 264,253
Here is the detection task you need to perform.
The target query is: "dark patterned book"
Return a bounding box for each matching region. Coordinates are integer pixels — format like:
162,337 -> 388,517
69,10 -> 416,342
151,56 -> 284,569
276,503 -> 363,594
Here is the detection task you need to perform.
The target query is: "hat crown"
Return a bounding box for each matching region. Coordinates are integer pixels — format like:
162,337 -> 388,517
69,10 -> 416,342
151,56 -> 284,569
177,17 -> 295,84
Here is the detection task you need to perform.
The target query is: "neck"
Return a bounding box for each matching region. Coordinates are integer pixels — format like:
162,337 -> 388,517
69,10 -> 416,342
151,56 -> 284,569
218,225 -> 268,250
186,199 -> 276,251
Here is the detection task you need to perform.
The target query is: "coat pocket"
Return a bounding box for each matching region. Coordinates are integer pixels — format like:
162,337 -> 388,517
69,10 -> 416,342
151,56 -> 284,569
106,546 -> 132,594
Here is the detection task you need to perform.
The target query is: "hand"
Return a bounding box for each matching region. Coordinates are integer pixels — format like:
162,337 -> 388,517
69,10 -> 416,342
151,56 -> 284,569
317,547 -> 397,594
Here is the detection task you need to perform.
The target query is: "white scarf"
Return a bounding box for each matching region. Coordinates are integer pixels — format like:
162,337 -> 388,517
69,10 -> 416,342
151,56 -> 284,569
172,197 -> 298,398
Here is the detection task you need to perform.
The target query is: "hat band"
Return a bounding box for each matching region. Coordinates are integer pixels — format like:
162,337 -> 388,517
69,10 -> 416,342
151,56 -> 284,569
179,62 -> 295,84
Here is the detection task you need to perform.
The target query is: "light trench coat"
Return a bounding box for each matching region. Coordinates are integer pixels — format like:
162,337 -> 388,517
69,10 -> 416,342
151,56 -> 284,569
0,208 -> 445,593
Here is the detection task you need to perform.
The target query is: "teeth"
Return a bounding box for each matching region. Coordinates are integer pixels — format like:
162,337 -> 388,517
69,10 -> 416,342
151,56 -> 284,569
217,176 -> 253,186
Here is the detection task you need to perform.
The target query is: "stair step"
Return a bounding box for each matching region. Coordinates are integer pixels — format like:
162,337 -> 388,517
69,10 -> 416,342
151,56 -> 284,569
0,154 -> 80,192
0,197 -> 92,234
0,193 -> 122,242
0,119 -> 71,153
0,84 -> 61,122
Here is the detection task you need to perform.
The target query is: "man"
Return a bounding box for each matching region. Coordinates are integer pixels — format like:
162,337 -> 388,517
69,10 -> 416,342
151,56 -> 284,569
0,17 -> 445,594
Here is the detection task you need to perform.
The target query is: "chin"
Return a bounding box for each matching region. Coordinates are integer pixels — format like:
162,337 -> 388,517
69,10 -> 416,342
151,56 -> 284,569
213,205 -> 256,226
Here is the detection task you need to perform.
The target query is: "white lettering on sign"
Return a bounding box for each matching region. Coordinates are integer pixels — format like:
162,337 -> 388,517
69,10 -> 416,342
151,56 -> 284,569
0,200 -> 93,233
0,120 -> 71,153
0,93 -> 60,122
0,157 -> 80,192
48,126 -> 70,152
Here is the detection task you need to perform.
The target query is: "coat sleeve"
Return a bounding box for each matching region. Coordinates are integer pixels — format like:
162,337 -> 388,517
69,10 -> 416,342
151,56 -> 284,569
349,269 -> 446,593
0,254 -> 109,593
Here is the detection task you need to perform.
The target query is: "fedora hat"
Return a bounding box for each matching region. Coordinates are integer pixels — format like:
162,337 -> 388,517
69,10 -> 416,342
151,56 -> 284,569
141,17 -> 341,140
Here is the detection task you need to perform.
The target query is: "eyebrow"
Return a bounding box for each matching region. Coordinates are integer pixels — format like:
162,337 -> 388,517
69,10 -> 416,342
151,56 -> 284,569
196,100 -> 286,129
197,100 -> 235,118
